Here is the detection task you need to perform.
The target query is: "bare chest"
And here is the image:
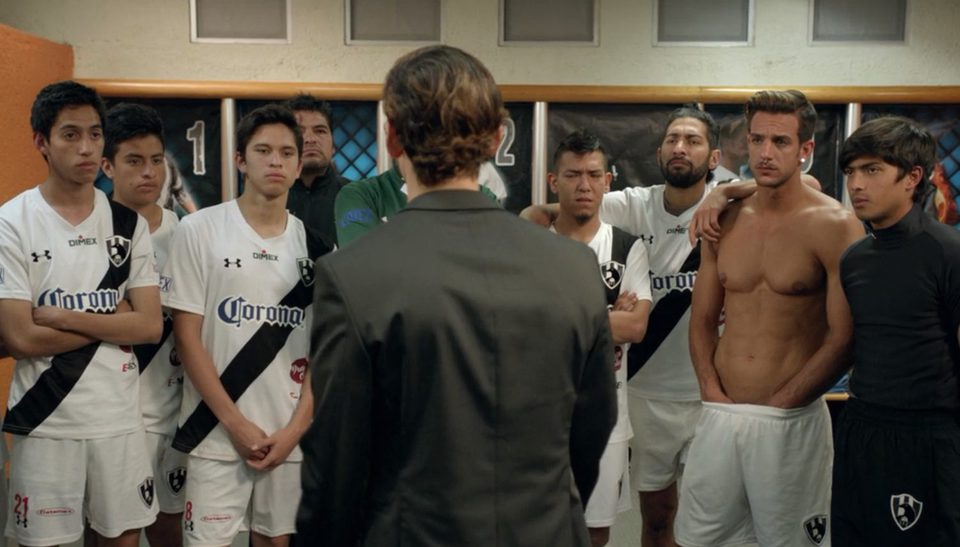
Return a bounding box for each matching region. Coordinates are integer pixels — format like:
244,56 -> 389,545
716,216 -> 825,296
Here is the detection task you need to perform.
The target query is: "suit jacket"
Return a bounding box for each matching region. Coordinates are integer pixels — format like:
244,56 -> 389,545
296,189 -> 617,547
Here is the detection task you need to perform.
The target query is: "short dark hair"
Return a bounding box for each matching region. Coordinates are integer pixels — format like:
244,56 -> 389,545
30,80 -> 107,140
662,106 -> 720,150
103,103 -> 165,162
745,90 -> 817,142
284,93 -> 333,127
235,104 -> 303,159
383,45 -> 506,186
552,129 -> 607,170
840,116 -> 935,203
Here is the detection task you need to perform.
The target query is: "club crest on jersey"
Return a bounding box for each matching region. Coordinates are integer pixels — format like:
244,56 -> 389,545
600,260 -> 625,291
803,514 -> 827,545
290,358 -> 307,384
891,493 -> 923,531
297,257 -> 315,287
167,467 -> 186,494
138,477 -> 155,508
106,235 -> 131,267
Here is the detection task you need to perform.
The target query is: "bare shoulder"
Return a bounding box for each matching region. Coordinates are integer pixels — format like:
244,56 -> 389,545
800,190 -> 865,254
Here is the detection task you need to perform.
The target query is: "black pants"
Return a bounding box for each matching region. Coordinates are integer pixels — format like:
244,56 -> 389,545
832,398 -> 960,546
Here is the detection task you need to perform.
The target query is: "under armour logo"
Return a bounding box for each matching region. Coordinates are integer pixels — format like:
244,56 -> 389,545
184,520 -> 194,531
224,258 -> 242,268
638,234 -> 654,244
31,250 -> 52,262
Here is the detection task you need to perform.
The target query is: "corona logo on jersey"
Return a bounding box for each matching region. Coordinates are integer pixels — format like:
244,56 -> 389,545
216,295 -> 306,329
650,271 -> 697,293
38,287 -> 120,312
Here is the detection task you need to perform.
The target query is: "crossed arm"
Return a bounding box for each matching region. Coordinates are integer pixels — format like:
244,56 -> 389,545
0,285 -> 162,359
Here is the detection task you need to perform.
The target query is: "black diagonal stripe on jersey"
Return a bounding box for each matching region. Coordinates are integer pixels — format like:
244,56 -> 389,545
627,242 -> 701,380
135,315 -> 174,375
172,277 -> 314,454
4,202 -> 139,435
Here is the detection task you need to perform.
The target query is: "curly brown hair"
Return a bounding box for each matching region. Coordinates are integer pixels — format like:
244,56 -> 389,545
383,46 -> 506,186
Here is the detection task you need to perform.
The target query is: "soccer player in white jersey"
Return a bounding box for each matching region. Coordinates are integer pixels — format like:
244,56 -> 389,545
523,106 -> 722,547
0,81 -> 162,547
548,130 -> 652,547
163,104 -> 316,547
104,103 -> 185,547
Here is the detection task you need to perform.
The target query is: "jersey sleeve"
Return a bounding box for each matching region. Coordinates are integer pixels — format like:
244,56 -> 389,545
0,213 -> 32,302
334,183 -> 381,248
600,186 -> 649,235
622,239 -> 652,302
162,217 -> 207,315
126,215 -> 158,290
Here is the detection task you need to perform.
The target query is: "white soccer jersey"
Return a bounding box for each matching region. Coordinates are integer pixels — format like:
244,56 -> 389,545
586,223 -> 651,442
600,182 -> 718,401
0,188 -> 156,439
163,201 -> 313,462
139,208 -> 182,434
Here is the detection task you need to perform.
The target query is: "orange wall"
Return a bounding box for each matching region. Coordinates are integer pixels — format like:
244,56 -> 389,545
0,24 -> 74,415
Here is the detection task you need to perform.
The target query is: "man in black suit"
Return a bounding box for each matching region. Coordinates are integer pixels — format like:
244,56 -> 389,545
296,45 -> 617,547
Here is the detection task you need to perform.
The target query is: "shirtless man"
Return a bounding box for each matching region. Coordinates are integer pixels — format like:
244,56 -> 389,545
678,90 -> 863,547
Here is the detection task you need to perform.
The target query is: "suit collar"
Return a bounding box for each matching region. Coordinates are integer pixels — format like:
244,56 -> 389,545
404,189 -> 499,211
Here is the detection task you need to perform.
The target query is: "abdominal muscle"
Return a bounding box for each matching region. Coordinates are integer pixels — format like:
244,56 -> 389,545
714,287 -> 827,404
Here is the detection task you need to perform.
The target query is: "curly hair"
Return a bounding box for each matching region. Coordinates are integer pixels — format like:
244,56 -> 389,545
383,46 -> 506,186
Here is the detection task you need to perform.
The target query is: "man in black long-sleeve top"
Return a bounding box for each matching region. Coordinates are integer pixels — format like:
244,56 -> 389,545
834,116 -> 960,546
295,45 -> 617,547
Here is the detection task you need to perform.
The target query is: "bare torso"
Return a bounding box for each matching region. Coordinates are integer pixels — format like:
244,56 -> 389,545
713,185 -> 844,403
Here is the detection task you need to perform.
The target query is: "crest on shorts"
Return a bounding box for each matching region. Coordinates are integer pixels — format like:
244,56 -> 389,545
297,257 -> 315,287
891,493 -> 923,531
138,477 -> 155,508
803,514 -> 827,545
599,260 -> 625,290
106,235 -> 131,268
167,467 -> 187,494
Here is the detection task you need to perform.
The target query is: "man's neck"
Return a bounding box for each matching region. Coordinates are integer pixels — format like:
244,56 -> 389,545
663,179 -> 707,216
38,176 -> 96,226
299,167 -> 329,189
869,201 -> 914,231
755,174 -> 805,212
236,190 -> 288,238
406,173 -> 478,201
115,199 -> 164,233
553,214 -> 601,244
